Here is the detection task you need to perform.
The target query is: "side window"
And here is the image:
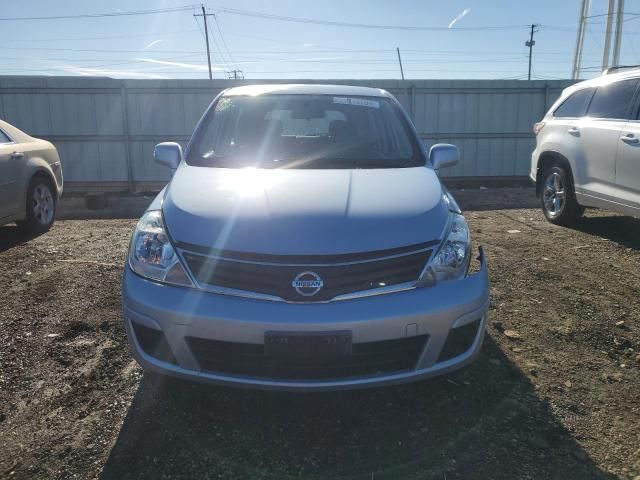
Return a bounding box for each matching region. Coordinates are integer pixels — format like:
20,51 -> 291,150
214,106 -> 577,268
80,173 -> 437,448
553,88 -> 594,118
587,79 -> 638,120
195,97 -> 241,157
0,129 -> 12,144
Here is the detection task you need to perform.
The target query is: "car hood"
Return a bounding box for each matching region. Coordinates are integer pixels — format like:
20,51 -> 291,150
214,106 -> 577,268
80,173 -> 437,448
162,165 -> 449,255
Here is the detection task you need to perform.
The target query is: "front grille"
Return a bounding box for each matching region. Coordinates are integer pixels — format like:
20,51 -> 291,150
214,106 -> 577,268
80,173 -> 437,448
180,242 -> 434,302
186,335 -> 429,380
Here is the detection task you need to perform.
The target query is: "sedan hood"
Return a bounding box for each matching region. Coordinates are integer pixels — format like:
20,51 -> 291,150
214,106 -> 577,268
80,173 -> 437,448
162,165 -> 449,255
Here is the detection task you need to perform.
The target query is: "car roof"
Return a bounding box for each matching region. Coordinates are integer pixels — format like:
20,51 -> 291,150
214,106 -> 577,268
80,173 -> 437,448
222,83 -> 392,98
564,68 -> 640,95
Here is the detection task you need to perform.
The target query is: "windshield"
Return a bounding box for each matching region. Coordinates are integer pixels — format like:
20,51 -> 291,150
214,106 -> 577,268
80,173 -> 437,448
186,94 -> 423,169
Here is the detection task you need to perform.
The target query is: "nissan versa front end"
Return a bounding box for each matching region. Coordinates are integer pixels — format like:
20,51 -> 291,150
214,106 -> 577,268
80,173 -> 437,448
122,84 -> 490,391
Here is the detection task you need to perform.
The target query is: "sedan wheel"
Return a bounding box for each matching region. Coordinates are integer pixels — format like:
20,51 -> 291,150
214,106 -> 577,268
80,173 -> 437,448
32,184 -> 55,225
16,177 -> 57,234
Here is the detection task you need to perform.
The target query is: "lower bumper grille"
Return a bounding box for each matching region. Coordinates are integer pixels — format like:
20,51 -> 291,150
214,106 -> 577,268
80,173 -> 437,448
186,335 -> 429,380
437,319 -> 481,362
131,322 -> 177,365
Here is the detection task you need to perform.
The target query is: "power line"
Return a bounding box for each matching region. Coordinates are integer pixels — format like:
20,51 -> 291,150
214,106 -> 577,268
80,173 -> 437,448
0,5 -> 195,21
216,6 -> 529,31
212,13 -> 240,71
2,46 -> 206,54
0,46 -> 562,62
0,54 -> 203,64
0,29 -> 200,43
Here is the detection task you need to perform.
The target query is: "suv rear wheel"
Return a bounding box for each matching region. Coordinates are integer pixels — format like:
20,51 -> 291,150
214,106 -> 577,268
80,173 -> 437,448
540,165 -> 583,225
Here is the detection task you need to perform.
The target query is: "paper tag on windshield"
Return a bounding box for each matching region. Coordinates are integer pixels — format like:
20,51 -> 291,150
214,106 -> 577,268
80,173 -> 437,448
333,97 -> 380,108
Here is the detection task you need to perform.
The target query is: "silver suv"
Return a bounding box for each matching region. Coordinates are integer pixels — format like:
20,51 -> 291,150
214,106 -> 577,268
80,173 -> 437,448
531,68 -> 640,225
122,84 -> 489,391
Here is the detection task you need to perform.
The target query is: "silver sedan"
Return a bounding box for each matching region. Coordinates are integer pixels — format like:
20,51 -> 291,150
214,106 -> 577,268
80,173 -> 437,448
0,119 -> 63,233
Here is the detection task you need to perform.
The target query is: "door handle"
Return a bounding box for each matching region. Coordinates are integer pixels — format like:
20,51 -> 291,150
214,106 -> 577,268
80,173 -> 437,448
9,151 -> 24,159
620,133 -> 639,144
568,127 -> 580,136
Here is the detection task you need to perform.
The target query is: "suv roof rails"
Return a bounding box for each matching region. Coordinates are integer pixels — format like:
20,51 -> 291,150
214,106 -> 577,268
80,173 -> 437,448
602,65 -> 640,75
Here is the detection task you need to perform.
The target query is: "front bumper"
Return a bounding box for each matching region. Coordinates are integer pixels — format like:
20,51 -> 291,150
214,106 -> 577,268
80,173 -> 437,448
530,149 -> 540,188
122,249 -> 490,391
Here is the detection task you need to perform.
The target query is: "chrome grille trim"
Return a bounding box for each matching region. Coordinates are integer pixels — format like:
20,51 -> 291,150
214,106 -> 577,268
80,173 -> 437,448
180,246 -> 434,268
176,243 -> 437,303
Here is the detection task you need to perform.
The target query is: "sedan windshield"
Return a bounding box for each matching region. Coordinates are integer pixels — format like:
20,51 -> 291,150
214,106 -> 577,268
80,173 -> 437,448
186,94 -> 423,169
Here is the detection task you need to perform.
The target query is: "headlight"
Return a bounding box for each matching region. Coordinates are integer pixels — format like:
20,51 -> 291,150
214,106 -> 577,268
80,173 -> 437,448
128,210 -> 193,287
419,214 -> 471,285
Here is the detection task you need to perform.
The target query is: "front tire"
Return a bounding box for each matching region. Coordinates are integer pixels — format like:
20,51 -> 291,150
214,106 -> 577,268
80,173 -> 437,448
16,176 -> 56,234
540,165 -> 583,225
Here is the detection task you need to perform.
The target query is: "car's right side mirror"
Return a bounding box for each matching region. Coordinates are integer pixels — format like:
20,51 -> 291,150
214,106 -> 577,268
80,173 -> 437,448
153,142 -> 182,170
429,143 -> 459,170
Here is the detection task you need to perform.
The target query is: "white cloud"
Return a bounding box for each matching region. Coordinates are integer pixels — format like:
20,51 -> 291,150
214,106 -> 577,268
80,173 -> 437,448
302,43 -> 315,48
60,65 -> 165,79
144,39 -> 163,50
135,57 -> 223,71
448,7 -> 471,28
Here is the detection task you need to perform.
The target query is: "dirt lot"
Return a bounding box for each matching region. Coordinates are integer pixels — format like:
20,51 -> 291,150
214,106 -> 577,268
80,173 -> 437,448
0,187 -> 639,480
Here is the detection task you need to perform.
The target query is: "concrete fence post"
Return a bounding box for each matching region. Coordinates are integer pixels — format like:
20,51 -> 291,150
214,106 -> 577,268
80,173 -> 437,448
544,83 -> 551,113
120,83 -> 134,193
410,85 -> 416,121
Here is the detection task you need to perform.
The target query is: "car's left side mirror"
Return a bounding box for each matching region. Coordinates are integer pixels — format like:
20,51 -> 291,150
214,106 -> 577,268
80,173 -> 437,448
429,143 -> 459,170
154,142 -> 182,170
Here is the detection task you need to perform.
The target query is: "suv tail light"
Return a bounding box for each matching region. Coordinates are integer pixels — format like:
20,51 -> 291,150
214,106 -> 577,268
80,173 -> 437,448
533,122 -> 545,135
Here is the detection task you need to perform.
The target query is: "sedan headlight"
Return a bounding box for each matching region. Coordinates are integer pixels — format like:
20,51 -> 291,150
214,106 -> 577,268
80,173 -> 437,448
128,210 -> 193,287
420,214 -> 471,285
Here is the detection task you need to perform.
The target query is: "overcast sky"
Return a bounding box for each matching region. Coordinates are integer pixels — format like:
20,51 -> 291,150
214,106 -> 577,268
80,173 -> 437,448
1,0 -> 638,80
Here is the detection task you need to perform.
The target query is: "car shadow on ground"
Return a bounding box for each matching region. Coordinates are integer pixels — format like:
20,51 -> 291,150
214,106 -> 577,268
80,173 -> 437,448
100,337 -> 614,480
0,225 -> 40,253
452,187 -> 539,212
572,212 -> 640,250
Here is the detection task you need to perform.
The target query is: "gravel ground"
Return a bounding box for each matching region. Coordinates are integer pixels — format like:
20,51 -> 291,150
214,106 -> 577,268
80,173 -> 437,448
0,187 -> 638,480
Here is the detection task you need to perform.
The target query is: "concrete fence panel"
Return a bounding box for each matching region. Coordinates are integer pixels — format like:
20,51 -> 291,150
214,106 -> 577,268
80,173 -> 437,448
0,76 -> 574,192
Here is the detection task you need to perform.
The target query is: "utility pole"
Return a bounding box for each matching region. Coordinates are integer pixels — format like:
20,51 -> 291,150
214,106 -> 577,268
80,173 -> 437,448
396,47 -> 405,80
194,4 -> 213,80
526,24 -> 538,81
572,0 -> 591,79
612,0 -> 625,66
602,0 -> 615,71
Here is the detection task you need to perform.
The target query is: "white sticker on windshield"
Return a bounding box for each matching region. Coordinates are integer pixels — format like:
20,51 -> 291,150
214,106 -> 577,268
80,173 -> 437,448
333,97 -> 380,108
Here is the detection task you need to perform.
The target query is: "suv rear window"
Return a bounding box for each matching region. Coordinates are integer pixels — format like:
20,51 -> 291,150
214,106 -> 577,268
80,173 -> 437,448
553,88 -> 594,118
587,79 -> 638,119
